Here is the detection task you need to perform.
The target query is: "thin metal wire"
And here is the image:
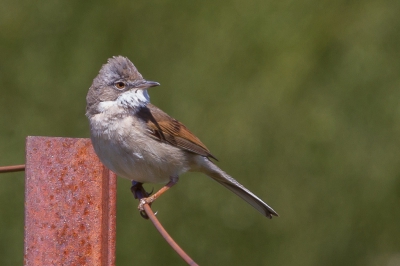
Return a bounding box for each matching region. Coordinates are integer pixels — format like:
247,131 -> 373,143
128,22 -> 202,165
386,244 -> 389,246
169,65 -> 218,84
136,189 -> 199,266
0,164 -> 25,173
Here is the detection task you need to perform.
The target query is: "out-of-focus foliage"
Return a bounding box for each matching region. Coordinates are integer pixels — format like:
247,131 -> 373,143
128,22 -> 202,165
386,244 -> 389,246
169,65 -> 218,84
1,0 -> 399,265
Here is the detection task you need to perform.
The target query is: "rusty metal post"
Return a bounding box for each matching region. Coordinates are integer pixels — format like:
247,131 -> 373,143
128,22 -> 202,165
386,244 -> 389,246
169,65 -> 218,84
24,136 -> 117,266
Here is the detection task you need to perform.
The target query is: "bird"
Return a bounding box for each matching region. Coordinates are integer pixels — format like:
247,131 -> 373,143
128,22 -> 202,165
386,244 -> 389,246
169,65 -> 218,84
86,56 -> 278,219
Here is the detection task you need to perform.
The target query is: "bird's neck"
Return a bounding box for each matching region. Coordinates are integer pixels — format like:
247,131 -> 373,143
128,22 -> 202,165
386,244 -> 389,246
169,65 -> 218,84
91,89 -> 150,117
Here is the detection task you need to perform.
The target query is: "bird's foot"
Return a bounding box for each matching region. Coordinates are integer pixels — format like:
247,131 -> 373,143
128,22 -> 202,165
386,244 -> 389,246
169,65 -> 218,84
131,178 -> 178,219
130,181 -> 153,219
138,196 -> 155,212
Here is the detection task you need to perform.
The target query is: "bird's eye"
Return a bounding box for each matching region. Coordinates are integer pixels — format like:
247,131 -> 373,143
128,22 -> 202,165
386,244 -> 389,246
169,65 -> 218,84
115,82 -> 126,90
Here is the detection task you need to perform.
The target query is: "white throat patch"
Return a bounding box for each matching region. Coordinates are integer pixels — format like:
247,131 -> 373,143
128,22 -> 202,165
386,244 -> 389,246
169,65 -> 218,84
117,89 -> 150,109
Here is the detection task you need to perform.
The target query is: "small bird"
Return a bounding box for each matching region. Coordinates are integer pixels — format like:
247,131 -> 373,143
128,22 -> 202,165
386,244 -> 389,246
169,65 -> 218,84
86,56 -> 278,218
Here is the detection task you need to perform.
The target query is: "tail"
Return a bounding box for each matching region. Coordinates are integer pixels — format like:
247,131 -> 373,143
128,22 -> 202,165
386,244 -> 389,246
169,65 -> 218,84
198,158 -> 279,218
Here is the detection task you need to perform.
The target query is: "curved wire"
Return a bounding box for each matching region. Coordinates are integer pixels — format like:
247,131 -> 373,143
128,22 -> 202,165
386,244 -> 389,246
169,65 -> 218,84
135,189 -> 199,266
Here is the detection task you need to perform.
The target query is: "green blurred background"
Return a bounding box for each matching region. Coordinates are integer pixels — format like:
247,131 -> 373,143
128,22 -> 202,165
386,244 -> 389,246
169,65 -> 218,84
1,0 -> 400,265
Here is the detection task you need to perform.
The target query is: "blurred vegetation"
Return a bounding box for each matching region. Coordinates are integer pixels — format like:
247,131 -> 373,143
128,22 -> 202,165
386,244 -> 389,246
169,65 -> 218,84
1,0 -> 400,265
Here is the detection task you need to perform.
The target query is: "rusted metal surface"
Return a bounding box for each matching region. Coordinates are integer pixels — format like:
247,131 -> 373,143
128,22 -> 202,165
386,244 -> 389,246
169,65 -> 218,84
24,136 -> 117,266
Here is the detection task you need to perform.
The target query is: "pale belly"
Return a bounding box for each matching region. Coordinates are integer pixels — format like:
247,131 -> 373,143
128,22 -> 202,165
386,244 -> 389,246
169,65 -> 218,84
89,115 -> 191,184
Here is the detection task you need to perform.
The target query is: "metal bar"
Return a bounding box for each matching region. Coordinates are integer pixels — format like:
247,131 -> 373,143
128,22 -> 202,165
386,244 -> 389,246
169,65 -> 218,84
24,136 -> 117,266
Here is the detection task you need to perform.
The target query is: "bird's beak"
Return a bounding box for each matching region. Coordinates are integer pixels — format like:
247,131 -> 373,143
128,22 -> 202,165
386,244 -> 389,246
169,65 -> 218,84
136,80 -> 160,89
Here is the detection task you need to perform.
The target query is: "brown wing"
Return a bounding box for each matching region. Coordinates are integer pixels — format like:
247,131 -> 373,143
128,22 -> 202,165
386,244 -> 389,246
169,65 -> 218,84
136,104 -> 217,160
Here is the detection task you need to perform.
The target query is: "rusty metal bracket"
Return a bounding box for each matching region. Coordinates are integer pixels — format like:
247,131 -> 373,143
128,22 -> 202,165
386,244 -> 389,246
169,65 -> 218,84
24,136 -> 117,266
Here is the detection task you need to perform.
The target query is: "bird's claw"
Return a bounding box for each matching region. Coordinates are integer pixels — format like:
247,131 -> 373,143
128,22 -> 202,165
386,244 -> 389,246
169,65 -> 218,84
138,197 -> 154,219
140,210 -> 149,219
147,187 -> 154,197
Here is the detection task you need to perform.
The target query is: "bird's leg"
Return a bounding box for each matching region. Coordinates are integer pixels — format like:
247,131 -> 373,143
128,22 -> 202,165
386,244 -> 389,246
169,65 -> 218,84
138,176 -> 179,212
130,181 -> 153,199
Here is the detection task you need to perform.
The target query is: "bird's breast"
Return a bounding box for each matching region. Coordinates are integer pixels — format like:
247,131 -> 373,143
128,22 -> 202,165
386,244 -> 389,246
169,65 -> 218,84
88,108 -> 191,184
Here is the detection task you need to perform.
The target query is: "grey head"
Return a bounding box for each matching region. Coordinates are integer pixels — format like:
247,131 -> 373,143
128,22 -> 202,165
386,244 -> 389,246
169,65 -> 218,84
86,56 -> 159,116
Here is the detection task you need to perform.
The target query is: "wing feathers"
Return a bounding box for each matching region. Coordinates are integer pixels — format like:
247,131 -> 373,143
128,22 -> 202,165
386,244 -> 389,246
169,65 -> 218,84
137,104 -> 217,160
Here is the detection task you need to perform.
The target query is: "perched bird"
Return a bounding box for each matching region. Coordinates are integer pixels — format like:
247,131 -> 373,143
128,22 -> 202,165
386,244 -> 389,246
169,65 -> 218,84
86,56 -> 278,218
